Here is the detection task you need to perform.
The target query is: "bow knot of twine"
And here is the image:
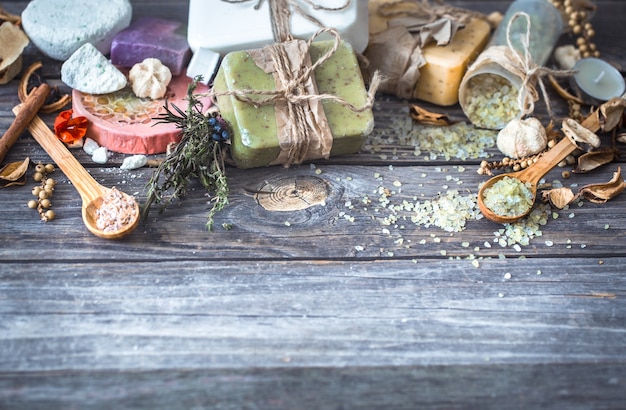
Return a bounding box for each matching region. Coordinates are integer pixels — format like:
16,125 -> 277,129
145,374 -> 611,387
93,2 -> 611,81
505,12 -> 575,118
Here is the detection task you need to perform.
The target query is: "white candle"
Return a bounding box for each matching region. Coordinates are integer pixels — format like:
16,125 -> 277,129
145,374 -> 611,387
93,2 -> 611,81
573,58 -> 625,103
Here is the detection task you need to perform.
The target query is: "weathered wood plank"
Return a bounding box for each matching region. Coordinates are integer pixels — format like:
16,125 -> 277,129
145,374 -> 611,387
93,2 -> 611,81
1,259 -> 625,371
2,163 -> 626,260
1,363 -> 625,410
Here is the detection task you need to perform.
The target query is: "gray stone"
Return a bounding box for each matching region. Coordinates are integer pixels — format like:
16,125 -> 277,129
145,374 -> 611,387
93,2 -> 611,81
21,0 -> 132,61
61,43 -> 128,94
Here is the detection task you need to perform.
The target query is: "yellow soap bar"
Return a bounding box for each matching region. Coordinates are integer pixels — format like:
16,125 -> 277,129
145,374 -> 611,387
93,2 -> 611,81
368,0 -> 491,106
414,18 -> 491,106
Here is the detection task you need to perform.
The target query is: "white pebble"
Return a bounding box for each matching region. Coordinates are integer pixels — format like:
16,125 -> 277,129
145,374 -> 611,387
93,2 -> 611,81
120,155 -> 147,170
92,146 -> 109,164
83,138 -> 100,155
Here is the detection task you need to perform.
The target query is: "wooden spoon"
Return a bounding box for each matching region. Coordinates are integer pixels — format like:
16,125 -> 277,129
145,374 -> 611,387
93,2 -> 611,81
12,105 -> 140,239
478,136 -> 579,224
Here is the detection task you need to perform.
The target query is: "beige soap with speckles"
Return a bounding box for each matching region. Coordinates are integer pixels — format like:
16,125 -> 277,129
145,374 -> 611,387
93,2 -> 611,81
368,0 -> 491,106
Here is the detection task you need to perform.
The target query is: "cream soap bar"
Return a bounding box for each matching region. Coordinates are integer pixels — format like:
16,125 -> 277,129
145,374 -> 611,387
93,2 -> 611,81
214,40 -> 374,169
187,0 -> 369,54
368,0 -> 490,106
415,18 -> 491,106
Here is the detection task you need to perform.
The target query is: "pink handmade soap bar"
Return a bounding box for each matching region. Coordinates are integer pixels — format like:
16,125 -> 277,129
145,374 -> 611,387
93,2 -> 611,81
72,74 -> 210,154
110,17 -> 190,76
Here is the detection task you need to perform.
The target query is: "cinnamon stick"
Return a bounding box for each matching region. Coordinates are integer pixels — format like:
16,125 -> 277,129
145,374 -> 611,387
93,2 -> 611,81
0,83 -> 50,164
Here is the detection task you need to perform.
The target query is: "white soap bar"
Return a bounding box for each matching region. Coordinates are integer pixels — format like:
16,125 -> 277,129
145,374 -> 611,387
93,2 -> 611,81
186,47 -> 221,84
187,0 -> 369,54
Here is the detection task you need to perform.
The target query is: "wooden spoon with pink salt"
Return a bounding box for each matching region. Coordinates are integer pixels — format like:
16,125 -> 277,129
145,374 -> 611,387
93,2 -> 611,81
13,105 -> 140,239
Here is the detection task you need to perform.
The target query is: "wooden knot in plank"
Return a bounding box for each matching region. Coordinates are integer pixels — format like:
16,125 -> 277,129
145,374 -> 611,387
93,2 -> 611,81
254,175 -> 330,211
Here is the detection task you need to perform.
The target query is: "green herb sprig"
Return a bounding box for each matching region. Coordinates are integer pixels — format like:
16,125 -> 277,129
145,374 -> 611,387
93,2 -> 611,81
142,80 -> 229,231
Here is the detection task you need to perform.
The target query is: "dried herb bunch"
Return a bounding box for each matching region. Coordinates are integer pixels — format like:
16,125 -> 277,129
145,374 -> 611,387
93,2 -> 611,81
143,79 -> 230,231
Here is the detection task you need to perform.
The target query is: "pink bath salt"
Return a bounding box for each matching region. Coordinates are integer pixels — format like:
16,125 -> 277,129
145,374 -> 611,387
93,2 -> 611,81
110,17 -> 191,76
71,74 -> 211,155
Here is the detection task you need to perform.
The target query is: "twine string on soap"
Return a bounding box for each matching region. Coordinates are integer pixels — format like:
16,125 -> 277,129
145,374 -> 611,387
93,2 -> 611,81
505,12 -> 574,118
218,28 -> 380,112
216,0 -> 380,165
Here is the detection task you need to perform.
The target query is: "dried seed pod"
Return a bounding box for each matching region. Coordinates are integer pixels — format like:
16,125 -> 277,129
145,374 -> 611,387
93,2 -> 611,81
496,117 -> 548,159
0,22 -> 29,84
562,117 -> 601,150
129,58 -> 172,100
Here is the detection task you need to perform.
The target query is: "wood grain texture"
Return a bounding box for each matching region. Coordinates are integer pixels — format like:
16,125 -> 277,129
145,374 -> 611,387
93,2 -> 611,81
1,0 -> 626,408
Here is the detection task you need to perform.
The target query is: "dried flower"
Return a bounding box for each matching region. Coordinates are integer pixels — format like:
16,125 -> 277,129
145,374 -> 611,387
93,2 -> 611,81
496,117 -> 547,159
53,109 -> 88,144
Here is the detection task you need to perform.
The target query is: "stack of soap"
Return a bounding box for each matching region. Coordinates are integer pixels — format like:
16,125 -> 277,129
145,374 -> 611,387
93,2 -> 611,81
110,17 -> 191,76
368,0 -> 491,106
21,0 -> 132,61
71,75 -> 211,155
213,40 -> 374,169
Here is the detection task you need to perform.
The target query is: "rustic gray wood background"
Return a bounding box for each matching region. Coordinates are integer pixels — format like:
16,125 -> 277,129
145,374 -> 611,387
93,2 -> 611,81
1,0 -> 625,408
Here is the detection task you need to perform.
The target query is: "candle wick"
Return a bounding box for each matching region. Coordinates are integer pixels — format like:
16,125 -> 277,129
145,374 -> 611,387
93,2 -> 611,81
593,70 -> 605,84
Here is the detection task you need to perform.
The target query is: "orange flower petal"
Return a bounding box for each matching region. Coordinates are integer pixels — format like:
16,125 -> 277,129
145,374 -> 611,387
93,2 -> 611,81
54,109 -> 88,143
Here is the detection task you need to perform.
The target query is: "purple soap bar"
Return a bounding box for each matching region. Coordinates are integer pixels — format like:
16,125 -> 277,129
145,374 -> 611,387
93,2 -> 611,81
110,17 -> 191,76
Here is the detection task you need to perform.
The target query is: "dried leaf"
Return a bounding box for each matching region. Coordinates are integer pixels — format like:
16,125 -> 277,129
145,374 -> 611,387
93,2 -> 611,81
599,97 -> 626,132
577,167 -> 625,203
541,187 -> 575,209
0,157 -> 29,187
574,148 -> 618,173
410,104 -> 457,126
617,132 -> 626,144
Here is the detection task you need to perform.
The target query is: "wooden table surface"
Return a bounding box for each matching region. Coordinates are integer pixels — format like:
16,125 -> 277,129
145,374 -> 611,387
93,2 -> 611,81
2,0 -> 625,408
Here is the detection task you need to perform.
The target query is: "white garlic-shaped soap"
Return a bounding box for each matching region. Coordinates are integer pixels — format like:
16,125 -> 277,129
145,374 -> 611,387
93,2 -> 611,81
129,58 -> 172,99
496,117 -> 547,159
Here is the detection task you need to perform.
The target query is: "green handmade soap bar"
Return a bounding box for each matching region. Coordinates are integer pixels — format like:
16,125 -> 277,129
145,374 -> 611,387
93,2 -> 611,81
213,39 -> 374,169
